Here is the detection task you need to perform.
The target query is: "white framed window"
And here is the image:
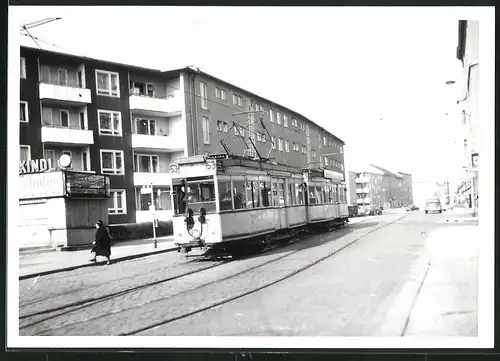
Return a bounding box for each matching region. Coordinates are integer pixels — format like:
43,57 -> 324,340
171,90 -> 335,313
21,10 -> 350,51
20,145 -> 31,162
323,136 -> 327,146
20,57 -> 26,79
256,133 -> 262,142
221,89 -> 226,100
233,94 -> 238,104
276,112 -> 281,125
20,101 -> 28,122
96,69 -> 120,97
223,122 -> 228,133
284,140 -> 290,152
271,136 -> 276,149
60,110 -> 70,128
324,156 -> 329,166
278,138 -> 283,151
98,110 -> 122,136
302,145 -> 307,154
100,150 -> 124,175
293,142 -> 298,152
312,149 -> 316,157
202,116 -> 210,144
292,118 -> 298,127
340,145 -> 343,154
269,109 -> 274,123
109,190 -> 127,215
283,115 -> 288,127
341,164 -> 344,171
134,153 -> 159,173
215,87 -> 220,98
136,118 -> 156,136
200,82 -> 208,109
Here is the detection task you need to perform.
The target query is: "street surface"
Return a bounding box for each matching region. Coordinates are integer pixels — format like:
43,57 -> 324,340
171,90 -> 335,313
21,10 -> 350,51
19,211 -> 477,336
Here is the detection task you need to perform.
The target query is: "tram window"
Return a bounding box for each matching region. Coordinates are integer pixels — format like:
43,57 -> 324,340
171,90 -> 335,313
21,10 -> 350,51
186,179 -> 216,212
333,185 -> 339,203
278,183 -> 285,206
246,180 -> 260,208
218,180 -> 232,211
287,182 -> 294,205
232,179 -> 247,209
295,183 -> 304,205
272,183 -> 279,207
322,186 -> 327,205
315,186 -> 322,204
259,180 -> 271,207
308,186 -> 316,204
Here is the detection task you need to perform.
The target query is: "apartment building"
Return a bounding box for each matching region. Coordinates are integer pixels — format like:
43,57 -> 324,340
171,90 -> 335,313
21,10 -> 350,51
455,20 -> 479,214
348,164 -> 413,209
19,45 -> 345,225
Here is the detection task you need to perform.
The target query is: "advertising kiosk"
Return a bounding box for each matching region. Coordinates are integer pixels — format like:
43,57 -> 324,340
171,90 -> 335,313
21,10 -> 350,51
18,155 -> 110,249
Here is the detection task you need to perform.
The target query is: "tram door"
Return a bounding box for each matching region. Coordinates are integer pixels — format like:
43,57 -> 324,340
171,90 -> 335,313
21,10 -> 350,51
272,178 -> 288,230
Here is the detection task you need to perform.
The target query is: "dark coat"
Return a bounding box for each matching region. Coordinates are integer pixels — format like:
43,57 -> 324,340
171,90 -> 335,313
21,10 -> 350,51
92,226 -> 111,257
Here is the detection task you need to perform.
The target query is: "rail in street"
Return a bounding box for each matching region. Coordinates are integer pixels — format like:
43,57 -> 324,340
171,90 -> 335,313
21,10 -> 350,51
18,211 -> 478,337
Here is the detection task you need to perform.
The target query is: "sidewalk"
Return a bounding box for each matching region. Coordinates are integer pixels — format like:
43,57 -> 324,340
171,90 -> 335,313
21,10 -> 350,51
404,224 -> 478,336
19,236 -> 178,280
440,206 -> 478,224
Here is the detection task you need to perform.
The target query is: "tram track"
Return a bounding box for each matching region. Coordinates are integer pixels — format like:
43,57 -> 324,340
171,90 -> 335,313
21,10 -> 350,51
20,214 -> 407,336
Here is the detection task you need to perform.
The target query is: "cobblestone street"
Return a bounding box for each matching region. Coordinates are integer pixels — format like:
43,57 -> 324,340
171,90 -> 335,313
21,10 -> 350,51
18,211 -> 478,337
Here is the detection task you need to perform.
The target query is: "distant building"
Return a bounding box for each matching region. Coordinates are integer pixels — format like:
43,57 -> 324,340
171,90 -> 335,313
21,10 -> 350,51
455,20 -> 479,215
347,164 -> 413,209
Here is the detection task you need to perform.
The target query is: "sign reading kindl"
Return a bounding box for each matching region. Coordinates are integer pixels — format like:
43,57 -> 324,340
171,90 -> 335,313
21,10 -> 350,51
19,158 -> 55,174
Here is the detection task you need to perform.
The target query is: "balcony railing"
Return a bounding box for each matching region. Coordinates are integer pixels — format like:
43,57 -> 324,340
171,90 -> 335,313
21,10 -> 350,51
131,133 -> 185,151
41,125 -> 94,145
129,90 -> 182,115
133,172 -> 172,186
39,81 -> 92,104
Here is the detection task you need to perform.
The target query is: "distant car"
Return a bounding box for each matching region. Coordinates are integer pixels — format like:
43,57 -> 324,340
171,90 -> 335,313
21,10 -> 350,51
425,198 -> 442,214
406,205 -> 419,211
365,205 -> 382,216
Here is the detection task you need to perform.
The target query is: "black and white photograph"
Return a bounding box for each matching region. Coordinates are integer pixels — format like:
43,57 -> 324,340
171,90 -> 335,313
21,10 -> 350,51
7,5 -> 495,349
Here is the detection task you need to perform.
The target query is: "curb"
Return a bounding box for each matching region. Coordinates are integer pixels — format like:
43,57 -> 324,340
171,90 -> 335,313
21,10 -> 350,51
19,245 -> 180,281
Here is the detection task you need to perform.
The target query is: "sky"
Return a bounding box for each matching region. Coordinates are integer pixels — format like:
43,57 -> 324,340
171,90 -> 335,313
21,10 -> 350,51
11,6 -> 469,188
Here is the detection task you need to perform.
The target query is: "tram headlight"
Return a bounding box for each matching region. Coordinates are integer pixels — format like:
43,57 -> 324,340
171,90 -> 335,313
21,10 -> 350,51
198,207 -> 207,224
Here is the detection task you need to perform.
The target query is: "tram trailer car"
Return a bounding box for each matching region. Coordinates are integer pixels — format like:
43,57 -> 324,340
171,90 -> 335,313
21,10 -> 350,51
168,154 -> 349,257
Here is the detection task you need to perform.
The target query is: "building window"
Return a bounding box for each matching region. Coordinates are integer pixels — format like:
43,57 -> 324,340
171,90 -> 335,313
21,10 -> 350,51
98,110 -> 122,136
323,136 -> 327,146
284,140 -> 290,152
20,101 -> 28,122
293,142 -> 299,152
271,136 -> 276,149
269,109 -> 274,123
261,133 -> 266,143
200,82 -> 208,109
136,118 -> 156,136
60,110 -> 70,128
57,68 -> 68,86
301,145 -> 306,154
81,151 -> 89,172
202,116 -> 210,144
130,81 -> 155,97
109,190 -> 126,215
283,115 -> 288,127
134,154 -> 159,173
312,149 -> 316,157
292,118 -> 298,127
340,145 -> 343,154
278,138 -> 283,151
20,57 -> 26,79
100,150 -> 124,175
96,70 -> 120,97
20,145 -> 31,162
324,157 -> 328,166
215,87 -> 226,100
276,112 -> 281,125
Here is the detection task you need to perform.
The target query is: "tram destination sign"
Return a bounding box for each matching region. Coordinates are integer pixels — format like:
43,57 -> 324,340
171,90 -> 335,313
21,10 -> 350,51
65,172 -> 111,198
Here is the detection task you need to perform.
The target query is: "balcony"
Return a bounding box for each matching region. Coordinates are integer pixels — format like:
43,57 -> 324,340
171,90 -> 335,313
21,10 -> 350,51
133,172 -> 172,186
131,134 -> 185,151
39,82 -> 91,105
356,188 -> 363,193
41,125 -> 94,145
129,91 -> 182,117
355,177 -> 369,184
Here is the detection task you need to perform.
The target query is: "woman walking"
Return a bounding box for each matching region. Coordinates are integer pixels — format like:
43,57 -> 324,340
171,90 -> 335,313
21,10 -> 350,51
90,220 -> 112,265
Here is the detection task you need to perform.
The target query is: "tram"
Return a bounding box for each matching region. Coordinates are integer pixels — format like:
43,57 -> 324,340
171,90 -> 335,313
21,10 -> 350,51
169,154 -> 349,257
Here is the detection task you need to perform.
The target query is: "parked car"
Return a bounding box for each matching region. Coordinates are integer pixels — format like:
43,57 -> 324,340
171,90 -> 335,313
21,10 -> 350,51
425,198 -> 442,214
406,204 -> 419,211
357,206 -> 367,217
348,205 -> 359,218
365,205 -> 383,216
